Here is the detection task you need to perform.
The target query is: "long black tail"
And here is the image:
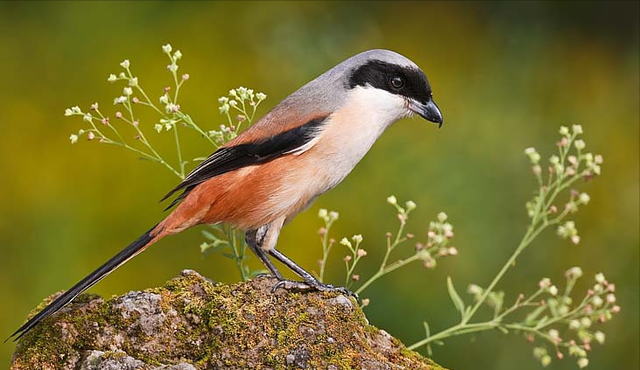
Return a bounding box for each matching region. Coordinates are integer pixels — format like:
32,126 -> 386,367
8,224 -> 159,341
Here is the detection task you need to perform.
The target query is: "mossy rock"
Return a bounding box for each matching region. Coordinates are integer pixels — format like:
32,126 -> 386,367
11,270 -> 448,370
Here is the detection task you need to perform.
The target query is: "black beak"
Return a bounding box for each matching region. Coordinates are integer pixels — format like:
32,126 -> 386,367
411,98 -> 443,127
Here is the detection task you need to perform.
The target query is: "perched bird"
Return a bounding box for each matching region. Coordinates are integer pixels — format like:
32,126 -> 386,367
11,49 -> 443,340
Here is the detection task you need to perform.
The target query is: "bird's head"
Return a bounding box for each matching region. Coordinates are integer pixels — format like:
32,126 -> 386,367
330,49 -> 443,127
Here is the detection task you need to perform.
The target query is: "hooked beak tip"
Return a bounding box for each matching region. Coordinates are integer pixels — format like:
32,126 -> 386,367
412,99 -> 443,127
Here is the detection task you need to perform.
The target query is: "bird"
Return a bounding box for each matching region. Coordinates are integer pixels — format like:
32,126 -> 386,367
10,49 -> 443,340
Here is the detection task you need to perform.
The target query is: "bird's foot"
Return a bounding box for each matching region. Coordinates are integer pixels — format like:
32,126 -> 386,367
272,279 -> 359,301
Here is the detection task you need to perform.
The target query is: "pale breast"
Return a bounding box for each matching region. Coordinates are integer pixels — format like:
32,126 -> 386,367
264,86 -> 409,222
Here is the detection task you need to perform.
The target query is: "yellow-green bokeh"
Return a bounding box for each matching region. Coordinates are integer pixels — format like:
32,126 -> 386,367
0,2 -> 637,369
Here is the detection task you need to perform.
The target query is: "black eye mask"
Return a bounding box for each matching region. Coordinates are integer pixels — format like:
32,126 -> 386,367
348,60 -> 432,104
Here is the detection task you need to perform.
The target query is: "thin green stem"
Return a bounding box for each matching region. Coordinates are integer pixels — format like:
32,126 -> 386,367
173,122 -> 185,178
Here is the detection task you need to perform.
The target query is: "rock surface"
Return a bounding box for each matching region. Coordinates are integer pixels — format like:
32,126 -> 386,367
11,270 -> 447,370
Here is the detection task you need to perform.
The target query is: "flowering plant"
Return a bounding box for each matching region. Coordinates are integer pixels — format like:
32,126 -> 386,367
314,125 -> 616,368
65,44 -> 266,281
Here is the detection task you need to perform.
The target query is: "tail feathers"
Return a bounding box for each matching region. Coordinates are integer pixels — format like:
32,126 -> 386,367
8,224 -> 160,342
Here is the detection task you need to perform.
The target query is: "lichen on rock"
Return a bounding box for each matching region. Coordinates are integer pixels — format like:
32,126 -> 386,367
11,270 -> 448,370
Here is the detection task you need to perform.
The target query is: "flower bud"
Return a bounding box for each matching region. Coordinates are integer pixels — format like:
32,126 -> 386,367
318,209 -> 328,219
572,124 -> 583,134
437,212 -> 448,222
539,278 -> 551,289
577,358 -> 588,368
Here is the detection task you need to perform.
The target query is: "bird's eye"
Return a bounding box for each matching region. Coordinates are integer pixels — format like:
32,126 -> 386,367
390,76 -> 404,89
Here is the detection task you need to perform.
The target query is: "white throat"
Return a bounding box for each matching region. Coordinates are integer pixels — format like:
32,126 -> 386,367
313,86 -> 410,188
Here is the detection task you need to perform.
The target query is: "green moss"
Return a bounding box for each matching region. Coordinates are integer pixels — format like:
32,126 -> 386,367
12,271 -> 447,370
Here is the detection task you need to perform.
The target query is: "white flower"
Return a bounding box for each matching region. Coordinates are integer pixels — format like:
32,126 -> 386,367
437,212 -> 448,222
165,103 -> 178,113
406,200 -> 417,211
107,73 -> 117,82
64,108 -> 73,116
318,209 -> 328,219
256,92 -> 267,100
606,293 -> 616,303
228,100 -> 238,107
524,147 -> 541,164
154,124 -> 163,133
594,154 -> 603,164
578,193 -> 590,205
386,195 -> 397,205
352,234 -> 363,244
162,44 -> 172,54
539,278 -> 551,289
569,319 -> 581,330
120,59 -> 130,69
549,285 -> 558,296
218,96 -> 229,104
340,237 -> 351,248
548,329 -> 560,340
595,273 -> 606,283
173,50 -> 182,60
123,87 -> 133,96
580,317 -> 592,328
71,106 -> 81,114
83,113 -> 92,123
594,331 -> 605,344
113,96 -> 127,105
129,77 -> 138,87
467,284 -> 483,295
566,266 -> 583,279
577,358 -> 589,368
572,124 -> 583,134
167,64 -> 179,72
69,134 -> 78,144
574,139 -> 586,150
328,211 -> 339,220
549,155 -> 560,164
559,126 -> 570,135
159,94 -> 169,105
592,296 -> 604,307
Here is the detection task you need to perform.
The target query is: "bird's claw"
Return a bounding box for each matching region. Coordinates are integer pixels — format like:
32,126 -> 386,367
271,279 -> 359,301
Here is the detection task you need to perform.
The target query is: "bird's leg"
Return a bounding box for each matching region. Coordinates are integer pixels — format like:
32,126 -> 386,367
245,227 -> 283,280
268,248 -> 358,299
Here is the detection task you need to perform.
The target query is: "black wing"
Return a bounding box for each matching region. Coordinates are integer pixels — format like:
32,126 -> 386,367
160,117 -> 326,209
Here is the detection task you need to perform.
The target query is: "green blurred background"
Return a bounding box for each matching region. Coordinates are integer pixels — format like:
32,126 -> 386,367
0,1 -> 637,369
